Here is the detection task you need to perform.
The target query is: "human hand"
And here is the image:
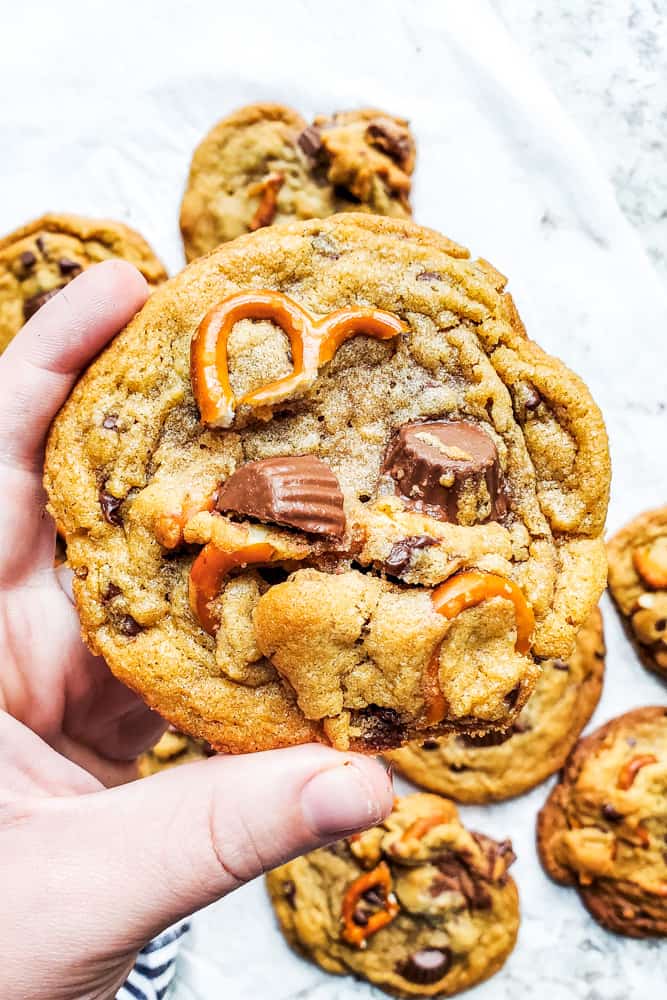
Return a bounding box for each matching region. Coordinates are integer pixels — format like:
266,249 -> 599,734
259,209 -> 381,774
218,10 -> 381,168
0,262 -> 393,1000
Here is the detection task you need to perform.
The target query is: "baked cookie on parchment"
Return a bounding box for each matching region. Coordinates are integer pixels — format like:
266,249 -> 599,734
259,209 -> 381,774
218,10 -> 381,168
44,214 -> 610,754
387,607 -> 604,802
0,213 -> 166,352
608,506 -> 667,680
538,706 -> 667,937
267,792 -> 519,998
180,103 -> 414,260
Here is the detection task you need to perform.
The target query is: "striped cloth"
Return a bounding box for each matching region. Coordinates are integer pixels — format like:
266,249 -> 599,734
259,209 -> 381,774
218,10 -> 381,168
117,922 -> 188,1000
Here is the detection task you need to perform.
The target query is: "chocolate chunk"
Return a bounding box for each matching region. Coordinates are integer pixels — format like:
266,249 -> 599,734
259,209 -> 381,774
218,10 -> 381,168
396,948 -> 451,985
35,236 -> 46,255
416,270 -> 442,282
551,659 -> 569,671
283,880 -> 297,909
23,285 -> 64,321
436,857 -> 492,910
421,739 -> 440,750
602,803 -> 623,823
384,535 -> 437,575
103,582 -> 122,601
19,250 -> 36,270
356,705 -> 406,750
58,257 -> 82,276
459,727 -> 514,748
102,414 -> 119,430
449,763 -> 468,773
362,886 -> 386,907
297,125 -> 323,158
366,118 -> 412,170
524,386 -> 542,411
216,456 -> 346,538
99,488 -> 124,526
118,614 -> 143,637
352,906 -> 369,927
382,421 -> 506,523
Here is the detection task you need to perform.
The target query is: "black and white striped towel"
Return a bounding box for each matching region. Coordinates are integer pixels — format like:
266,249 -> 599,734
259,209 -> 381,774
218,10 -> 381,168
117,922 -> 188,1000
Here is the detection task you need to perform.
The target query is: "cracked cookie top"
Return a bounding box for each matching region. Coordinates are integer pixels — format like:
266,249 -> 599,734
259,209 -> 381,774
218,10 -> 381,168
538,706 -> 667,937
44,214 -> 610,753
0,213 -> 166,352
608,506 -> 667,679
179,103 -> 414,261
266,792 -> 518,998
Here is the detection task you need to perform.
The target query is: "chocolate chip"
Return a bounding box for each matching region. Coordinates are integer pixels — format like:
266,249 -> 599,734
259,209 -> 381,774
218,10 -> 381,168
504,683 -> 521,708
396,948 -> 451,985
283,880 -> 297,909
416,270 -> 442,282
655,618 -> 666,632
99,488 -> 124,526
602,803 -> 623,823
217,456 -> 346,538
551,659 -> 569,671
384,535 -> 437,575
74,565 -> 88,579
19,250 -> 36,270
382,421 -> 506,523
35,236 -> 46,255
421,739 -> 440,750
118,614 -> 143,637
23,285 -> 64,321
103,582 -> 122,601
366,118 -> 412,170
352,906 -> 369,927
449,763 -> 468,773
362,886 -> 385,907
297,125 -> 322,158
524,386 -> 542,411
102,414 -> 119,430
58,257 -> 82,276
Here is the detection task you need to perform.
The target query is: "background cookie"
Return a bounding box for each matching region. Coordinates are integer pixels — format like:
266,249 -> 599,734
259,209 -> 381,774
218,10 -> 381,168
387,607 -> 604,802
608,506 -> 667,680
266,792 -> 519,998
537,706 -> 667,937
44,214 -> 610,754
179,103 -> 414,261
0,213 -> 166,352
137,727 -> 213,776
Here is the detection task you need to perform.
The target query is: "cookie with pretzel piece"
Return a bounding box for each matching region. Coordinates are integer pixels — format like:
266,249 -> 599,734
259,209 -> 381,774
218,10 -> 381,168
44,214 -> 609,753
266,792 -> 519,997
538,706 -> 667,936
0,213 -> 166,353
180,103 -> 415,261
608,506 -> 667,680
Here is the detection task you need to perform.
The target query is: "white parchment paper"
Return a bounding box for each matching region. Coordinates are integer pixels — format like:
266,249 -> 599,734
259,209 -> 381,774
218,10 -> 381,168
2,1 -> 666,996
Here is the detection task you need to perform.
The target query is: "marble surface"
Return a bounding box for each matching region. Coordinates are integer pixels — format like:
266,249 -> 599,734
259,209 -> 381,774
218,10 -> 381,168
493,0 -> 667,275
1,1 -> 666,997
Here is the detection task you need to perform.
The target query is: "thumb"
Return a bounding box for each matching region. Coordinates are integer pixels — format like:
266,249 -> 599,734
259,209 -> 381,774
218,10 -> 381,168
17,745 -> 393,952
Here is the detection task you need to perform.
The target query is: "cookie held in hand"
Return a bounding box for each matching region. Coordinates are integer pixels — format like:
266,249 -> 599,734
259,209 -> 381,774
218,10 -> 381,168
179,103 -> 415,260
387,607 -> 605,802
538,706 -> 667,937
0,213 -> 166,352
44,214 -> 610,753
267,792 -> 519,998
608,506 -> 667,680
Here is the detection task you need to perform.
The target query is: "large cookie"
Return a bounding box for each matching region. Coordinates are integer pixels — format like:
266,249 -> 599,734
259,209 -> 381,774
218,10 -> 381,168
267,792 -> 519,998
608,506 -> 667,680
537,706 -> 667,937
180,103 -> 414,261
44,214 -> 610,754
0,214 -> 166,352
387,607 -> 604,802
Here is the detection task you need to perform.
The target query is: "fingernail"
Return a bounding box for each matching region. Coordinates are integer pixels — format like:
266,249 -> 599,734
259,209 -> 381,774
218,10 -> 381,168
301,762 -> 385,837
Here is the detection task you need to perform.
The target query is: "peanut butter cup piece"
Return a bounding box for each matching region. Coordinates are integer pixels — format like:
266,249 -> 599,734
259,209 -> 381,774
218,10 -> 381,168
382,420 -> 506,523
216,455 -> 345,538
396,948 -> 452,984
